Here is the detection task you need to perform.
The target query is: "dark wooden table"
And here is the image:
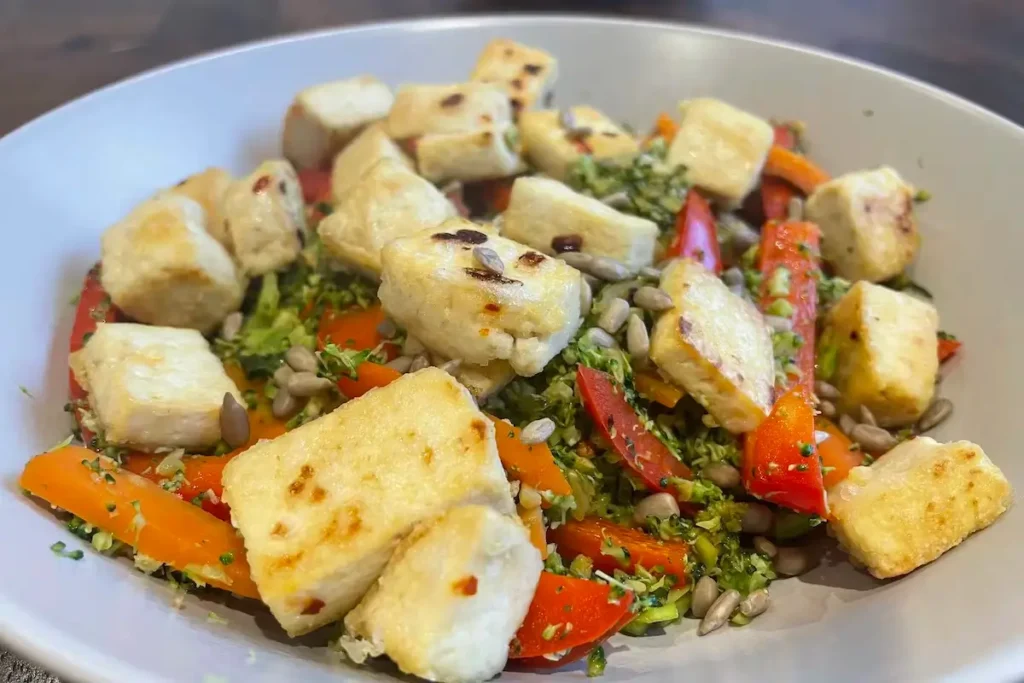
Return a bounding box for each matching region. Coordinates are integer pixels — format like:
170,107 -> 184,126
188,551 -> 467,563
1,0 -> 1021,680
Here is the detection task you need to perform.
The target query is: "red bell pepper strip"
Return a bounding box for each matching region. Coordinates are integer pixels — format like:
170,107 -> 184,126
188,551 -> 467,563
576,366 -> 692,494
759,220 -> 821,395
297,168 -> 332,205
742,388 -> 828,516
815,417 -> 868,490
938,335 -> 962,363
666,189 -> 722,273
509,572 -> 634,665
772,124 -> 797,150
760,177 -> 798,222
548,517 -> 688,585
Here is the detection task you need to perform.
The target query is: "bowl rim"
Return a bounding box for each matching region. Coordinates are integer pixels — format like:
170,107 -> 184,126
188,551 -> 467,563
2,13 -> 1023,683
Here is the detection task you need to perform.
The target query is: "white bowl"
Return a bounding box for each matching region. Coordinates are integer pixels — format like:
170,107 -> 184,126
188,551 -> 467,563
1,15 -> 1021,683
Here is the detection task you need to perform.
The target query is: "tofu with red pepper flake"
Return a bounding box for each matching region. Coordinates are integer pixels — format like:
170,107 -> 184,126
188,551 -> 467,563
378,218 -> 584,376
519,107 -> 639,180
223,160 -> 308,276
161,167 -> 233,249
345,505 -> 542,683
69,323 -> 243,451
416,123 -> 527,183
317,159 -> 457,277
282,75 -> 395,170
649,258 -> 774,433
386,83 -> 513,140
469,39 -> 558,114
502,176 -> 658,270
666,98 -> 774,203
805,166 -> 920,282
330,123 -> 415,199
823,281 -> 938,427
100,195 -> 245,333
222,368 -> 514,637
828,437 -> 1011,579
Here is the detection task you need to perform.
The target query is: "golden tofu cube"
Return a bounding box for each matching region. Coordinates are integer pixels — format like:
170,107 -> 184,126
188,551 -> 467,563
330,123 -> 415,200
469,38 -> 558,114
387,83 -> 512,139
416,123 -> 527,183
519,107 -> 639,180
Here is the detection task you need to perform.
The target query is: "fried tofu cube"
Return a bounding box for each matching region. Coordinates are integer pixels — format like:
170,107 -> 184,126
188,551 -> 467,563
650,258 -> 774,433
162,167 -> 233,249
453,360 -> 516,402
828,437 -> 1012,579
469,38 -> 558,114
223,160 -> 308,276
330,123 -> 414,199
519,107 -> 639,180
221,368 -> 514,636
666,98 -> 774,203
823,281 -> 938,427
282,76 -> 395,170
387,83 -> 512,140
416,123 -> 527,183
101,195 -> 245,333
379,219 -> 583,376
502,176 -> 658,270
345,505 -> 542,683
805,166 -> 920,282
317,159 -> 456,277
69,323 -> 242,451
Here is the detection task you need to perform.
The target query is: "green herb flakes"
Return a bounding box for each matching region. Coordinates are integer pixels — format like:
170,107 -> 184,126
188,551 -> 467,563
50,541 -> 84,560
586,646 -> 607,677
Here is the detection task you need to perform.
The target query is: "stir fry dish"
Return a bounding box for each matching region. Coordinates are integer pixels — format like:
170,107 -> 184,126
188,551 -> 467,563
22,38 -> 1012,683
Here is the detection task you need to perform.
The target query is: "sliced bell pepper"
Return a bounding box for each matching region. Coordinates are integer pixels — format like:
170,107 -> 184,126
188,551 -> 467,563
335,361 -> 402,400
652,112 -> 679,143
297,168 -> 332,205
763,145 -> 830,195
634,371 -> 684,409
317,304 -> 395,355
467,177 -> 515,214
742,388 -> 827,516
548,517 -> 688,585
576,366 -> 692,495
760,177 -> 798,222
938,335 -> 962,363
759,220 -> 821,394
772,124 -> 797,151
815,417 -> 868,490
20,446 -> 259,598
666,189 -> 721,273
509,571 -> 633,664
488,415 -> 572,499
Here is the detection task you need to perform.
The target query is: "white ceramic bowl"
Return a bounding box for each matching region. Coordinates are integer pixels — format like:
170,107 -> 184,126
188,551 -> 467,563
1,15 -> 1021,683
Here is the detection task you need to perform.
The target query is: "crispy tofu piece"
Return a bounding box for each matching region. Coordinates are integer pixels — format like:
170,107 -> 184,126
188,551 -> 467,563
379,218 -> 583,376
650,258 -> 774,433
519,107 -> 639,180
345,505 -> 542,683
317,159 -> 456,277
453,360 -> 516,402
823,281 -> 938,427
162,167 -> 233,249
805,166 -> 920,282
469,38 -> 558,114
416,123 -> 527,183
666,98 -> 774,203
330,123 -> 415,200
69,323 -> 242,451
223,160 -> 308,276
282,76 -> 395,170
828,437 -> 1012,579
101,195 -> 245,333
221,368 -> 514,636
387,83 -> 512,139
502,176 -> 658,270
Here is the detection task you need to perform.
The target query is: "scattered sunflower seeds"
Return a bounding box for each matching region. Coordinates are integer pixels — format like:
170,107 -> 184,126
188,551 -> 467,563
385,356 -> 414,373
639,265 -> 663,280
597,297 -> 630,334
631,492 -> 680,523
284,345 -> 318,374
286,372 -> 334,398
271,389 -> 299,419
741,503 -> 774,534
917,397 -> 953,433
376,318 -> 398,339
625,314 -> 649,362
698,589 -> 741,636
839,413 -> 858,437
409,354 -> 431,373
583,327 -> 617,349
818,400 -> 837,418
472,246 -> 504,275
273,364 -> 294,387
858,404 -> 878,427
738,589 -> 770,618
600,191 -> 631,209
633,286 -> 674,312
221,312 -> 243,341
520,417 -> 555,445
753,536 -> 778,559
704,462 -> 741,489
773,547 -> 817,577
220,393 -> 250,449
814,380 -> 841,400
850,423 -> 897,454
587,256 -> 632,282
579,277 -> 593,314
437,358 -> 462,375
691,576 -> 720,619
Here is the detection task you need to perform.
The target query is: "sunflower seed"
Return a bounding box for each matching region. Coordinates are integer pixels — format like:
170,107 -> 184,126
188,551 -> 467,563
385,356 -> 414,373
818,400 -> 837,418
220,393 -> 250,449
813,380 -> 841,400
271,389 -> 299,419
640,265 -> 663,280
858,404 -> 878,427
718,214 -> 760,254
633,286 -> 674,312
739,588 -> 770,618
626,314 -> 649,361
273,365 -> 294,387
839,413 -> 858,437
403,336 -> 426,356
438,358 -> 462,375
556,251 -> 594,271
287,372 -> 334,397
691,576 -> 720,619
850,424 -> 898,454
600,191 -> 631,209
579,277 -> 593,314
814,430 -> 831,445
583,273 -> 602,290
520,418 -> 555,445
773,546 -> 818,577
704,462 -> 741,489
752,536 -> 777,559
764,315 -> 794,333
741,503 -> 774,534
598,297 -> 630,334
473,246 -> 504,275
409,354 -> 431,373
787,196 -> 805,221
376,318 -> 398,339
588,256 -> 632,282
722,266 -> 745,288
284,345 -> 318,374
917,398 -> 953,433
632,492 -> 680,523
698,589 -> 741,636
583,327 -> 617,349
559,109 -> 576,130
221,312 -> 243,341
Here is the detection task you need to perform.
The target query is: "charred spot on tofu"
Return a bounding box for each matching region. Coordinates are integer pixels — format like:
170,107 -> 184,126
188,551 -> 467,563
252,175 -> 271,193
551,234 -> 583,253
440,93 -> 465,108
523,63 -> 543,74
433,229 -> 489,244
288,464 -> 315,496
464,268 -> 522,286
518,251 -> 546,267
453,575 -> 479,596
301,599 -> 326,615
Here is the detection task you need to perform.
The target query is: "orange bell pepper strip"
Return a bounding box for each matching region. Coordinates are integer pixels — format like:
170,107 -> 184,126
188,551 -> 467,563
471,177 -> 516,214
297,168 -> 332,204
548,517 -> 689,585
763,145 -> 830,195
335,361 -> 402,399
509,572 -> 634,664
20,446 -> 259,599
634,371 -> 684,408
938,335 -> 962,363
317,304 -> 395,356
759,220 -> 821,395
652,112 -> 679,142
742,388 -> 828,516
488,415 -> 572,500
518,505 -> 548,559
815,417 -> 868,490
